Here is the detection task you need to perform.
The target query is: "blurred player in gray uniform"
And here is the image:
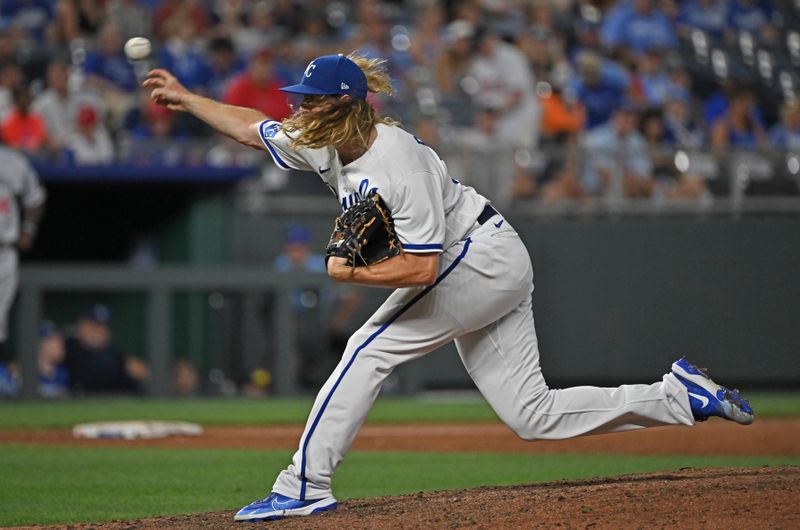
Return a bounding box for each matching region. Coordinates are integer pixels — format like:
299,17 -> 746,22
145,54 -> 754,523
0,145 -> 45,365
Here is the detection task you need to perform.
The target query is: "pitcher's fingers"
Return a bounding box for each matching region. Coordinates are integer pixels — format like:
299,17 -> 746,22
142,77 -> 163,88
150,88 -> 170,103
146,68 -> 172,79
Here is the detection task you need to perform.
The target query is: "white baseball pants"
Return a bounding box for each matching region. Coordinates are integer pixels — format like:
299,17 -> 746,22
272,220 -> 695,500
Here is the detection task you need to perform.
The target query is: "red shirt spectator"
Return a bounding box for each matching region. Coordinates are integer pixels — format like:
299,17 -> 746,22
223,49 -> 291,122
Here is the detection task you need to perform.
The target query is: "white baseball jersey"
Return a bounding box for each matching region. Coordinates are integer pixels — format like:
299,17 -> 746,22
0,147 -> 45,342
257,121 -> 695,502
0,147 -> 45,245
258,120 -> 488,253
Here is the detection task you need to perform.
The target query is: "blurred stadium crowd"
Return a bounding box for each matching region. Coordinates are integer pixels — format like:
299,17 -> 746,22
1,0 -> 799,206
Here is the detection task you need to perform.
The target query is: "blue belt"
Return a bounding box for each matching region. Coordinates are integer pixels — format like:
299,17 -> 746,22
476,203 -> 499,225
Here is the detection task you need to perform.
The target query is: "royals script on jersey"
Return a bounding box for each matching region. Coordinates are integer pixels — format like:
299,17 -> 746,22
258,121 -> 489,253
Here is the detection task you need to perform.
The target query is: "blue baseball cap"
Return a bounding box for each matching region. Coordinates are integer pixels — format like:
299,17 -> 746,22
39,320 -> 58,338
84,304 -> 111,325
284,224 -> 311,245
280,54 -> 368,100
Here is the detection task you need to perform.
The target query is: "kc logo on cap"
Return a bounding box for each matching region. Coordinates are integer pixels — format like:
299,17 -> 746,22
280,54 -> 368,100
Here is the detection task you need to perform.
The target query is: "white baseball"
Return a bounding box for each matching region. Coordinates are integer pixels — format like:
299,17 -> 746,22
124,37 -> 151,61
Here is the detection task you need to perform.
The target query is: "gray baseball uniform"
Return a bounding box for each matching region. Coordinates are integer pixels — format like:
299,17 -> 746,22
0,147 -> 45,345
259,121 -> 695,501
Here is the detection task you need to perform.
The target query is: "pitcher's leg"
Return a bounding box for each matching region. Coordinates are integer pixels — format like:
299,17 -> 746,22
456,293 -> 695,441
272,327 -> 400,500
272,247 -> 473,500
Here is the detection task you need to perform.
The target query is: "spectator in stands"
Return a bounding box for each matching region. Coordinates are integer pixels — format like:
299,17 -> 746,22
173,357 -> 199,396
65,303 -> 149,395
52,0 -> 106,42
568,50 -> 630,129
727,0 -> 777,40
1,85 -> 49,156
0,61 -> 23,123
662,88 -> 705,149
0,357 -> 18,397
106,0 -> 153,42
676,0 -> 730,42
710,86 -> 767,153
206,36 -> 245,101
467,27 -> 540,150
133,100 -> 178,140
65,105 -> 116,166
435,19 -> 475,127
83,22 -> 138,127
271,224 -> 364,390
518,25 -> 569,88
536,70 -> 586,203
120,97 -> 192,166
158,16 -> 212,93
703,78 -> 766,127
64,105 -> 115,165
0,0 -> 56,43
353,5 -> 414,105
32,59 -> 104,151
539,71 -> 586,144
223,48 -> 291,122
292,14 -> 337,67
631,47 -> 690,108
639,108 -> 707,200
229,1 -> 279,58
768,99 -> 800,151
601,0 -> 678,58
408,2 -> 445,73
457,104 -> 535,209
154,0 -> 210,42
581,102 -> 654,199
37,320 -> 70,398
272,224 -> 327,390
567,7 -> 604,61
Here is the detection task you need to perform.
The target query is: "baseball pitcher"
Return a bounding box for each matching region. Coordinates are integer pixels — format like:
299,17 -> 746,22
144,53 -> 754,522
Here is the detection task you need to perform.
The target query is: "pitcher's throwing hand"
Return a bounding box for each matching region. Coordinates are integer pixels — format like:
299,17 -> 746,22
143,69 -> 191,112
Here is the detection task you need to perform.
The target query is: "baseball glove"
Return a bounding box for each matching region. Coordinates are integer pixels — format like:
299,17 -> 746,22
325,191 -> 402,268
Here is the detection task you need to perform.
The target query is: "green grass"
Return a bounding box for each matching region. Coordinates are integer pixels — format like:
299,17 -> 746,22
1,445 -> 797,527
0,392 -> 797,429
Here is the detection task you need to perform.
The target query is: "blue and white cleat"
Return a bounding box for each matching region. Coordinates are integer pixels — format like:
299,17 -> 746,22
234,492 -> 337,522
671,357 -> 755,425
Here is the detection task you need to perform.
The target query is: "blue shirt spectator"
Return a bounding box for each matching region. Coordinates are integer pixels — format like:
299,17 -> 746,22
634,49 -> 689,107
677,0 -> 730,41
37,321 -> 70,399
601,0 -> 677,54
569,52 -> 630,129
83,24 -> 138,93
581,105 -> 652,196
0,360 -> 18,397
768,100 -> 800,151
206,36 -> 246,101
599,0 -> 634,48
158,44 -> 213,93
703,85 -> 765,131
0,0 -> 53,41
728,0 -> 774,33
158,23 -> 213,93
82,54 -> 136,92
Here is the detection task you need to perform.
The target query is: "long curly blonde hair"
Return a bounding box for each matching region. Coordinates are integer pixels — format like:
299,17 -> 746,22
281,54 -> 399,150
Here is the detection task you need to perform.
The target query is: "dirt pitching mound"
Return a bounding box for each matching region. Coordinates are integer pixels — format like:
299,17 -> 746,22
26,466 -> 798,530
